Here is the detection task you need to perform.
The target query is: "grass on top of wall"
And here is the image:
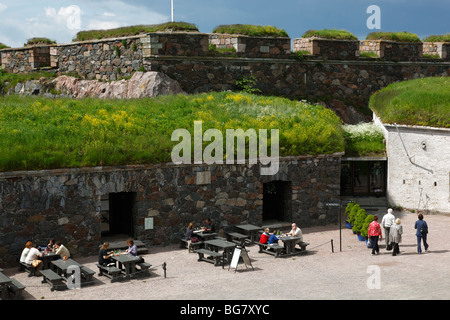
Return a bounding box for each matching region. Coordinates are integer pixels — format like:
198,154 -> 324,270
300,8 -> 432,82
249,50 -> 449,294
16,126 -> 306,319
73,22 -> 199,42
212,24 -> 289,37
423,34 -> 450,42
366,31 -> 421,43
301,29 -> 357,40
0,92 -> 345,172
369,77 -> 450,128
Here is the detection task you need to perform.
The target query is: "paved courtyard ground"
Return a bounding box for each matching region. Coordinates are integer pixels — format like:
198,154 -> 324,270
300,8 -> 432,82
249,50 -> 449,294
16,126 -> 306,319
3,209 -> 450,306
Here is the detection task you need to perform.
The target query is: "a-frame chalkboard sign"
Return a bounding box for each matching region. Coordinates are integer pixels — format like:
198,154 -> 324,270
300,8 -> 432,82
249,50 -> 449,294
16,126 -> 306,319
228,246 -> 254,273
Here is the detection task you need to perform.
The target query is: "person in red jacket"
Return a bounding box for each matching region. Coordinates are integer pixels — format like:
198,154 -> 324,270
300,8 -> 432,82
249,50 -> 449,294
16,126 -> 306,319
259,228 -> 270,244
368,216 -> 383,255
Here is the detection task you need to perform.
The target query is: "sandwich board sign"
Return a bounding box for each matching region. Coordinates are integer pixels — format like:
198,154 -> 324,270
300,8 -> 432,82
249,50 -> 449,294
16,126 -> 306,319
229,246 -> 254,273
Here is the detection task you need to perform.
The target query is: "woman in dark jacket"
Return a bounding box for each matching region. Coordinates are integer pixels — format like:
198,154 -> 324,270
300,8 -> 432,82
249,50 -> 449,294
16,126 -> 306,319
414,214 -> 429,254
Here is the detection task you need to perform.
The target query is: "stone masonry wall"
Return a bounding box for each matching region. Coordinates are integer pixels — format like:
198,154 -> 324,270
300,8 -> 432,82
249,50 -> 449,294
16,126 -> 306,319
0,155 -> 341,267
293,38 -> 359,60
54,36 -> 144,81
144,56 -> 450,107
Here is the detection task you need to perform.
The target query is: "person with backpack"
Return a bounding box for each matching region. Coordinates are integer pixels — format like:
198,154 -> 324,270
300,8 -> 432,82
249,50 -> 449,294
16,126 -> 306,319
414,214 -> 429,254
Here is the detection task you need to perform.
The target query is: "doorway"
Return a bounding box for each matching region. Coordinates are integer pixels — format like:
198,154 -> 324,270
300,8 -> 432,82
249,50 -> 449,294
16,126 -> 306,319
262,180 -> 292,222
101,192 -> 136,238
340,160 -> 386,196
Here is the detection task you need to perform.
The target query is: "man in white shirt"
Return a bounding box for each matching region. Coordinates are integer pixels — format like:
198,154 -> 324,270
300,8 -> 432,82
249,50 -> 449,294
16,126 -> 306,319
287,223 -> 303,243
24,243 -> 43,277
381,208 -> 395,249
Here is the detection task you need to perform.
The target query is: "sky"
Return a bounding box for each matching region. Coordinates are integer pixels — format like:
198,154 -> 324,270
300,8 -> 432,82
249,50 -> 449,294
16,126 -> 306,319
0,0 -> 449,48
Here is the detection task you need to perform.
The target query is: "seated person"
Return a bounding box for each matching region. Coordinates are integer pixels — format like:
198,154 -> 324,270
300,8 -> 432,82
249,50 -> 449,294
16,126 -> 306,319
98,242 -> 115,267
268,229 -> 280,246
20,241 -> 33,264
54,241 -> 70,259
259,228 -> 270,244
203,219 -> 216,233
126,238 -> 138,256
286,223 -> 303,244
24,243 -> 43,277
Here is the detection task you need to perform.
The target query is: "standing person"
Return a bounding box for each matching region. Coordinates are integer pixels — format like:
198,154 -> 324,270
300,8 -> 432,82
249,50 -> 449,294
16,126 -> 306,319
368,216 -> 382,255
389,218 -> 403,256
415,214 -> 429,254
53,241 -> 70,259
381,208 -> 395,250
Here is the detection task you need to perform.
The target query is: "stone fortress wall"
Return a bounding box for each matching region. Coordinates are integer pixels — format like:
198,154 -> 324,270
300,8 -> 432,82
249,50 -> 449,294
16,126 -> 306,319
1,32 -> 449,107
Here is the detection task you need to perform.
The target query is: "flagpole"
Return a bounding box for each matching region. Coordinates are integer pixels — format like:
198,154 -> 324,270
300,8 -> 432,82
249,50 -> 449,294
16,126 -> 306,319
171,0 -> 174,22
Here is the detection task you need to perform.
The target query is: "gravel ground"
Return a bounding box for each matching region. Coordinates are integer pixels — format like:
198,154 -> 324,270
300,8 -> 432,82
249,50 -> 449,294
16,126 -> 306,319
3,210 -> 450,303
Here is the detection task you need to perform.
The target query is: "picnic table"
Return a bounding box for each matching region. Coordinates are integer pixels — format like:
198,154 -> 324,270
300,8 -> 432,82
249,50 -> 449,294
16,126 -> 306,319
204,239 -> 237,265
234,224 -> 262,243
111,254 -> 142,278
278,236 -> 301,255
51,258 -> 83,278
0,272 -> 12,300
38,252 -> 60,270
194,231 -> 218,241
106,240 -> 148,254
226,232 -> 248,246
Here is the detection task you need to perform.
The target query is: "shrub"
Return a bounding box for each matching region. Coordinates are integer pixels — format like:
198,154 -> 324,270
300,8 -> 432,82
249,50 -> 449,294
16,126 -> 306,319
302,29 -> 357,40
360,215 -> 374,238
25,37 -> 56,46
348,204 -> 360,225
345,202 -> 355,221
343,123 -> 385,157
366,31 -> 421,43
212,24 -> 288,37
352,208 -> 367,234
0,43 -> 10,50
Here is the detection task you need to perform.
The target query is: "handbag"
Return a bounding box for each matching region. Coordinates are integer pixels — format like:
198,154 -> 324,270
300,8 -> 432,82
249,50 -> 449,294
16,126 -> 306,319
190,236 -> 199,243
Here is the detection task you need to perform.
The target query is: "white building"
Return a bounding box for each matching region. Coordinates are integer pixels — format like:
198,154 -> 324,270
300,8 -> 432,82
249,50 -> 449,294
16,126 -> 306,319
374,114 -> 450,213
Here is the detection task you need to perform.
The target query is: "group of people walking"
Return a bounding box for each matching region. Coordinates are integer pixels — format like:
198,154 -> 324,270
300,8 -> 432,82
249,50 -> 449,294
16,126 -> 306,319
368,208 -> 429,256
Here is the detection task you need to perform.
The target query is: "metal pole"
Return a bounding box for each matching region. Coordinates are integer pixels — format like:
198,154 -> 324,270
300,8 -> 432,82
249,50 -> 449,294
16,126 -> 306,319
171,0 -> 174,22
163,262 -> 167,278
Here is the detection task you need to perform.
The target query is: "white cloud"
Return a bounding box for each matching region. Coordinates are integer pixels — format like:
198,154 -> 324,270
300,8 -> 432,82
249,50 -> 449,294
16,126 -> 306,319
88,20 -> 122,30
0,3 -> 7,13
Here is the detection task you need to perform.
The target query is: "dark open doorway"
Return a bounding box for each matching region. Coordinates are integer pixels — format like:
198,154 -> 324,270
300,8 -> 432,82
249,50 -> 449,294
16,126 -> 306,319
101,192 -> 136,238
263,180 -> 292,222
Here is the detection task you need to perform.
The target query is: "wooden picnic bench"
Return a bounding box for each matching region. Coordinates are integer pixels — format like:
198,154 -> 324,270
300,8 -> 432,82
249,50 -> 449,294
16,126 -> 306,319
80,265 -> 96,284
136,262 -> 152,276
257,242 -> 284,258
179,238 -> 203,253
194,249 -> 223,267
40,269 -> 65,291
96,264 -> 122,282
8,278 -> 26,300
299,241 -> 310,252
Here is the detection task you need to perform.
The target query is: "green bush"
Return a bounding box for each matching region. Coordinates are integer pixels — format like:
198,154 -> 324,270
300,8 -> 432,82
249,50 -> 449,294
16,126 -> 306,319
343,123 -> 385,157
212,24 -> 288,37
302,29 -> 357,40
348,204 -> 360,225
345,202 -> 355,221
352,208 -> 367,234
25,37 -> 56,46
360,214 -> 374,238
366,31 -> 421,43
0,43 -> 10,50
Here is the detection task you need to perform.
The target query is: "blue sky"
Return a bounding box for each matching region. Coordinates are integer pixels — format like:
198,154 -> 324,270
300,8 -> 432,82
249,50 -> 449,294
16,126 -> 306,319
0,0 -> 449,48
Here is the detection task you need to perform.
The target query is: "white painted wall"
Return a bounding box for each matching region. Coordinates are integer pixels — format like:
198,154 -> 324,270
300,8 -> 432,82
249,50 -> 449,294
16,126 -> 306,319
374,114 -> 450,213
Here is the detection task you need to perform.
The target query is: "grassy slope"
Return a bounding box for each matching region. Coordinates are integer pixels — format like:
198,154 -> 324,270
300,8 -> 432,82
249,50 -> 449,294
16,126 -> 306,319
369,77 -> 450,128
0,92 -> 344,172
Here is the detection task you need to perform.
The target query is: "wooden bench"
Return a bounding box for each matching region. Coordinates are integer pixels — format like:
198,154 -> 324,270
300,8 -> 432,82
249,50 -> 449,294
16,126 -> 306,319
80,266 -> 96,284
40,269 -> 65,291
194,249 -> 223,267
19,262 -> 33,274
136,262 -> 152,276
299,241 -> 310,252
8,278 -> 26,300
96,264 -> 122,282
180,238 -> 203,253
258,242 -> 284,258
